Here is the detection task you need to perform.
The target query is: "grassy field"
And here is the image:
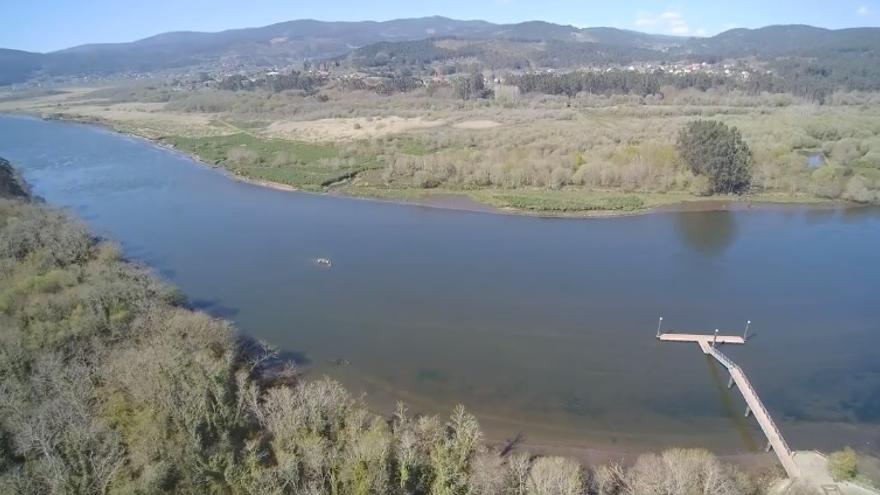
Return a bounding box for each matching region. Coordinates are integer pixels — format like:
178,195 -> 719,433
163,133 -> 382,190
165,133 -> 338,164
3,83 -> 878,213
471,189 -> 647,212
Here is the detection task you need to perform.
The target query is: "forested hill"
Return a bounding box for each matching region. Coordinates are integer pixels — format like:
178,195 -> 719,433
1,16 -> 879,85
682,25 -> 880,58
0,49 -> 46,86
1,17 -> 676,83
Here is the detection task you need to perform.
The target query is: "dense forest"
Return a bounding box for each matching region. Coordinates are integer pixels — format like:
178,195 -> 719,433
0,158 -> 778,493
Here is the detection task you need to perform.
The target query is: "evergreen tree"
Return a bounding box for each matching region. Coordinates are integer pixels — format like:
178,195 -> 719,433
677,120 -> 753,195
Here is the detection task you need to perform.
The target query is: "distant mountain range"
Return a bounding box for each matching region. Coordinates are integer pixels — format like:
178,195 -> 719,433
2,16 -> 879,85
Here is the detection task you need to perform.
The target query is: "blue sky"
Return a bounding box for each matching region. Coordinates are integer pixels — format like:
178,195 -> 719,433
2,0 -> 878,52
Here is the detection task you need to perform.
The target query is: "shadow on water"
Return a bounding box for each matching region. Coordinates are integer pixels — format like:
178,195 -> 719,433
705,355 -> 761,452
156,266 -> 177,279
277,349 -> 312,367
675,210 -> 738,256
416,368 -> 449,384
841,205 -> 880,223
801,207 -> 839,226
500,433 -> 525,457
190,298 -> 240,319
237,334 -> 312,367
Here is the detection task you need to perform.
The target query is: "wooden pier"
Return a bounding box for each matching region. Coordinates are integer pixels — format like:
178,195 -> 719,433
657,322 -> 800,479
658,333 -> 745,345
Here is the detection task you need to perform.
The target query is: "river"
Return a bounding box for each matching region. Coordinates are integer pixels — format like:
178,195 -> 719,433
1,114 -> 878,458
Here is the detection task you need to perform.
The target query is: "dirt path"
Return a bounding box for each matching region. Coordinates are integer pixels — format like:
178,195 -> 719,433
772,452 -> 879,495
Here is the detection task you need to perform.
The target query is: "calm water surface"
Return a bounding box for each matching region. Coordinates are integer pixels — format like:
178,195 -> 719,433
2,114 -> 878,455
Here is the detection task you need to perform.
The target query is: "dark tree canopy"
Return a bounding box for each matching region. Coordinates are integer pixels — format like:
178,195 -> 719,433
218,70 -> 326,93
677,120 -> 753,195
0,157 -> 30,199
454,72 -> 491,100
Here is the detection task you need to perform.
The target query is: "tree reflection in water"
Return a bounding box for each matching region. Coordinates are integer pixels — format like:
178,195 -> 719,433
675,210 -> 738,255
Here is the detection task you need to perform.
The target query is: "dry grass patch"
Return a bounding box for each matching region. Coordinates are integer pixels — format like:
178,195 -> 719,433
0,87 -> 102,111
266,116 -> 446,141
452,119 -> 502,130
62,104 -> 225,138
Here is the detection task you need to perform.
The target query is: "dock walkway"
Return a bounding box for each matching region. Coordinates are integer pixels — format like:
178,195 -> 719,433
659,333 -> 745,345
659,330 -> 800,479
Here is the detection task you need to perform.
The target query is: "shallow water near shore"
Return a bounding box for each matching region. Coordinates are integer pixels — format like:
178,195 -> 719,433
2,113 -> 879,456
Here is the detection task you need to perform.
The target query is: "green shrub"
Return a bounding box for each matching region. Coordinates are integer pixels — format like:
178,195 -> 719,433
0,206 -> 92,266
689,175 -> 713,196
843,176 -> 874,203
626,449 -> 747,495
528,457 -> 583,495
829,447 -> 858,481
810,166 -> 846,199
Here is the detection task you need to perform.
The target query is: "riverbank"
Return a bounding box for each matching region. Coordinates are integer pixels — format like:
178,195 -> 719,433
338,184 -> 842,219
0,155 -> 791,492
119,119 -> 853,218
5,115 -> 880,489
0,108 -> 853,218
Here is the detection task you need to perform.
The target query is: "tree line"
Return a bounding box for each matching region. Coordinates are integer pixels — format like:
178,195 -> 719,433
502,68 -> 819,99
218,70 -> 327,93
211,60 -> 880,103
504,61 -> 880,102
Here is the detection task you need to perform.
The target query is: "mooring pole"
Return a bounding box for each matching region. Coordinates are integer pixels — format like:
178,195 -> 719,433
656,316 -> 663,338
765,440 -> 773,453
743,320 -> 751,341
745,405 -> 751,418
713,329 -> 719,348
728,374 -> 734,389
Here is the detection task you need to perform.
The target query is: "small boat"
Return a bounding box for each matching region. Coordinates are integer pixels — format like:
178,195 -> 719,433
315,257 -> 332,268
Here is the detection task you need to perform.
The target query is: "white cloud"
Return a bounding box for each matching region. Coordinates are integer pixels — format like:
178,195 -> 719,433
857,5 -> 869,15
635,10 -> 703,36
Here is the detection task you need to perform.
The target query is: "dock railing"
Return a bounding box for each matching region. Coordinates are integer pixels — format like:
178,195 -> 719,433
706,345 -> 795,460
658,326 -> 800,478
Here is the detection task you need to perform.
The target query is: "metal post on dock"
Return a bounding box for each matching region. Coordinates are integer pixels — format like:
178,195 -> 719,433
713,329 -> 719,348
743,320 -> 751,341
656,317 -> 663,338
